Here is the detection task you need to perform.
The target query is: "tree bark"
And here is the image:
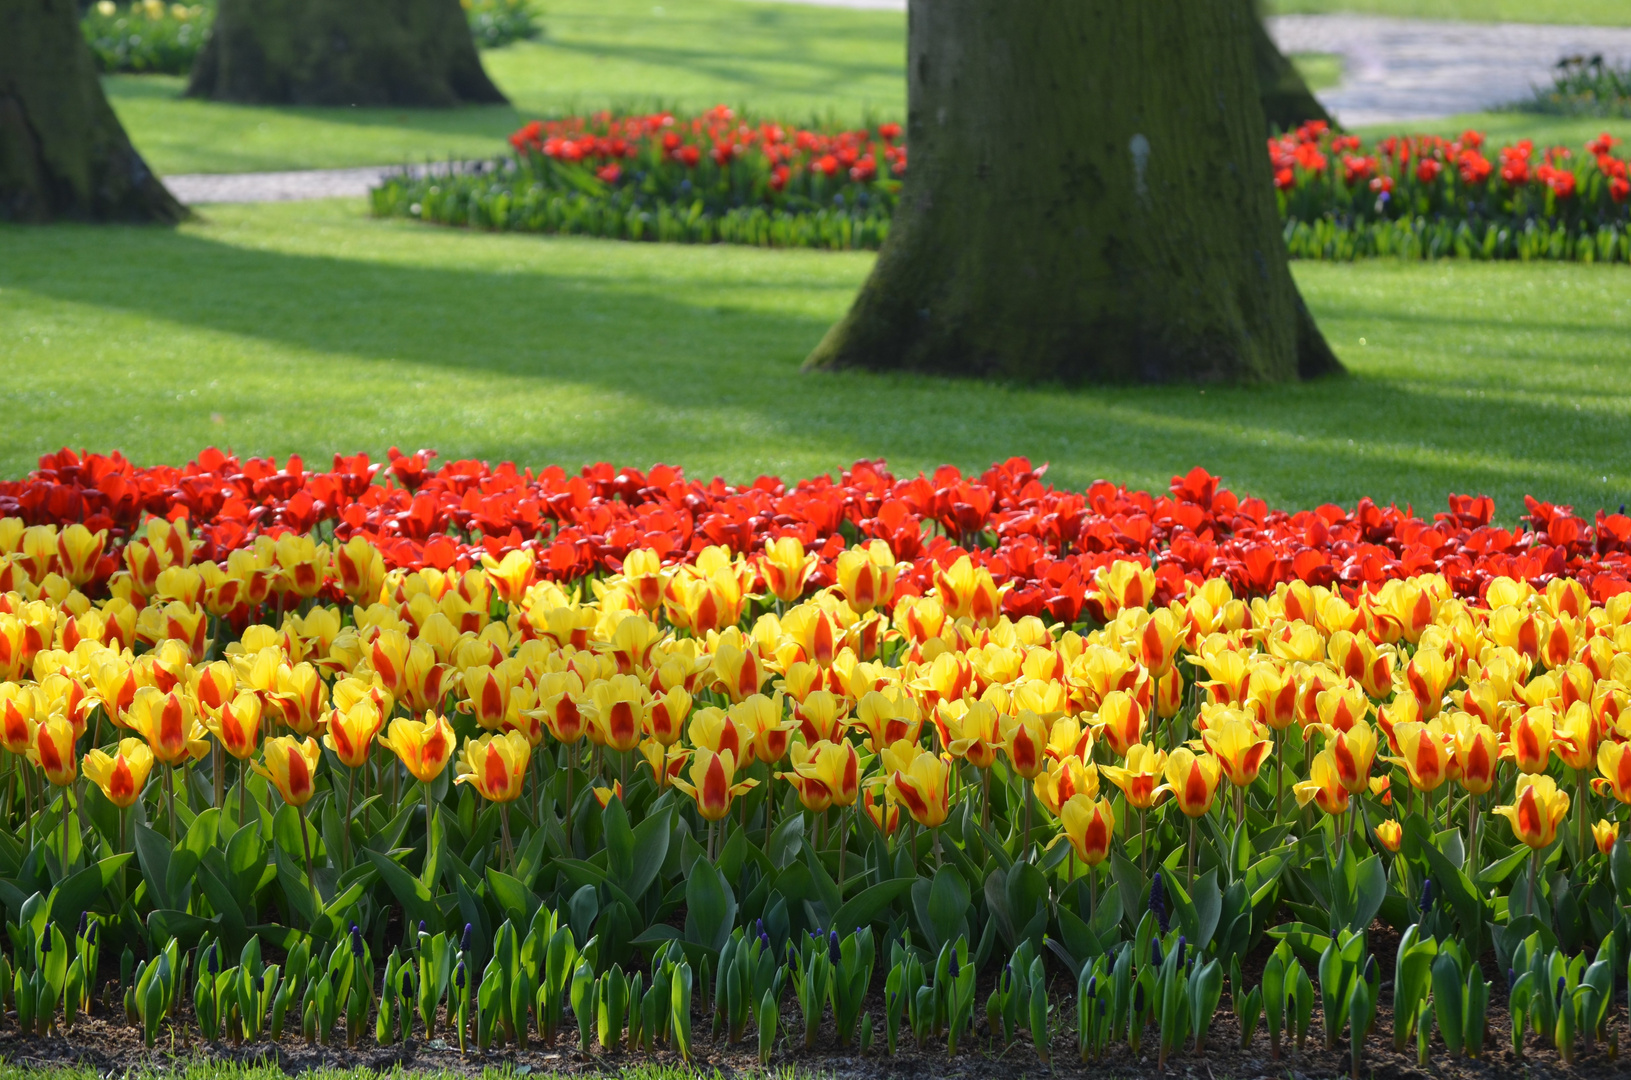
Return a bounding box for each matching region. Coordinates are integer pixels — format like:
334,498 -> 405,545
805,0 -> 1342,384
187,0 -> 508,107
1253,4 -> 1334,131
0,0 -> 185,224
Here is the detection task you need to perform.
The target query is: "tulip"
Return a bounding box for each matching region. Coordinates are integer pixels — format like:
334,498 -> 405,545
1158,749 -> 1221,819
1060,794 -> 1115,867
1138,607 -> 1183,680
1323,721 -> 1378,794
638,739 -> 688,790
1001,709 -> 1049,780
1592,818 -> 1618,857
1314,683 -> 1370,733
1373,819 -> 1402,853
862,784 -> 900,838
1201,712 -> 1272,788
760,537 -> 816,605
480,549 -> 536,607
853,689 -> 919,752
1094,690 -> 1146,757
128,687 -> 209,766
380,712 -> 456,783
399,640 -> 453,715
592,781 -> 624,809
687,706 -> 751,761
933,555 -> 1001,626
83,737 -> 154,809
671,747 -> 758,834
585,673 -> 646,753
203,689 -> 264,760
1505,705 -> 1556,774
459,663 -> 516,732
1096,560 -> 1155,618
1448,713 -> 1499,795
733,692 -> 794,766
531,671 -> 587,745
779,743 -> 836,813
1493,774 -> 1570,850
334,536 -> 386,604
712,633 -> 769,705
254,736 -> 322,807
836,540 -> 897,616
29,712 -> 78,787
1,681 -> 39,754
1386,720 -> 1453,794
644,685 -> 693,746
1034,755 -> 1098,817
456,731 -> 532,803
1594,740 -> 1631,804
887,748 -> 954,831
56,523 -> 108,589
1099,743 -> 1168,810
1293,749 -> 1350,817
323,698 -> 384,770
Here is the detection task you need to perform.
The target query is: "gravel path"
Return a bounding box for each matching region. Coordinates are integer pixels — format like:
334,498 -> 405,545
163,10 -> 1631,204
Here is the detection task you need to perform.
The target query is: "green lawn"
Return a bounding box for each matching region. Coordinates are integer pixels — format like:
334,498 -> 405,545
1291,52 -> 1345,93
4,199 -> 1629,517
1266,0 -> 1631,24
108,0 -> 907,175
108,0 -> 1631,177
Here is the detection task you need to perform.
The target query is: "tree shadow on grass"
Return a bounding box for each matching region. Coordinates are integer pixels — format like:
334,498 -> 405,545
4,219 -> 1629,513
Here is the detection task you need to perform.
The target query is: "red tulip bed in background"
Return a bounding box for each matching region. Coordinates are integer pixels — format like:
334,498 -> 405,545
368,109 -> 1631,263
10,448 -> 1631,1077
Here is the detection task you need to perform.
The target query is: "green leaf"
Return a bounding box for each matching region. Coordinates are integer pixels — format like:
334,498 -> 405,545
486,866 -> 541,929
683,860 -> 736,956
366,849 -> 444,934
766,812 -> 804,870
831,877 -> 914,936
912,865 -> 969,953
627,805 -> 673,900
49,854 -> 130,926
603,797 -> 636,889
133,823 -> 175,911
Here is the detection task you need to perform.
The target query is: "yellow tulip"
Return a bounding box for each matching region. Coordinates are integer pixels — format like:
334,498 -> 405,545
322,698 -> 383,769
1060,795 -> 1115,866
1493,774 -> 1570,850
83,738 -> 154,808
1592,818 -> 1618,857
886,748 -> 954,828
1157,748 -> 1221,818
28,712 -> 79,786
1293,749 -> 1350,816
671,747 -> 757,821
1505,705 -> 1556,774
1200,712 -> 1272,788
1001,709 -> 1050,780
254,736 -> 322,807
379,712 -> 456,783
455,731 -> 532,803
127,686 -> 209,766
1386,720 -> 1454,793
836,540 -> 897,617
1373,819 -> 1403,852
1099,743 -> 1167,810
760,536 -> 817,604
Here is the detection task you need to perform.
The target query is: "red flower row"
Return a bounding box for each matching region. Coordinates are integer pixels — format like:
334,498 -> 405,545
7,450 -> 1631,621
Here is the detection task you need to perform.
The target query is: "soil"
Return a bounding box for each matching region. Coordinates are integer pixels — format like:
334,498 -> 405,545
2,932 -> 1625,1080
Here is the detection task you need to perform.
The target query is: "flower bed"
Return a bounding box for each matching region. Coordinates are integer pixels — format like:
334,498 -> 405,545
3,450 -> 1631,1072
371,111 -> 1631,264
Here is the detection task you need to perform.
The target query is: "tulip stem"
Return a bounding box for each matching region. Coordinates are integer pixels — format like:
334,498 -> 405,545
981,767 -> 991,831
213,740 -> 224,810
298,801 -> 318,923
838,804 -> 849,894
60,784 -> 71,877
165,764 -> 177,845
1139,807 -> 1148,877
1527,847 -> 1539,919
1465,792 -> 1478,883
345,768 -> 357,869
1274,730 -> 1284,823
1577,770 -> 1589,869
1187,817 -> 1197,890
564,744 -> 575,857
240,758 -> 249,830
500,802 -> 514,870
424,777 -> 436,848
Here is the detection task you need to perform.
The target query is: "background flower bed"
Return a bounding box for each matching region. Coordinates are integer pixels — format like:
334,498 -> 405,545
372,112 -> 1631,262
82,0 -> 537,76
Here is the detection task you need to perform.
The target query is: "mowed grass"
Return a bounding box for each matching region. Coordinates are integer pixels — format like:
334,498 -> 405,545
106,0 -> 907,175
106,0 -> 1631,176
3,199 -> 1629,517
1266,0 -> 1631,24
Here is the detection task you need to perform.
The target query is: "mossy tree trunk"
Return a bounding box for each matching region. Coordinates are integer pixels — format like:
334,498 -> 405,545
187,0 -> 508,107
0,0 -> 185,223
1253,2 -> 1333,130
806,0 -> 1341,385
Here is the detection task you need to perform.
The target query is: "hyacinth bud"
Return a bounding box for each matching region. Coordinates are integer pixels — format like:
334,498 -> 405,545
455,961 -> 466,989
1176,936 -> 1187,968
79,911 -> 88,936
756,918 -> 766,938
759,932 -> 772,953
41,930 -> 51,954
418,920 -> 427,935
1150,938 -> 1163,968
1002,963 -> 1012,992
462,923 -> 473,953
1507,968 -> 1517,991
1364,955 -> 1376,981
351,926 -> 365,959
1419,879 -> 1433,914
1149,871 -> 1169,933
949,949 -> 960,979
1085,976 -> 1097,1000
254,973 -> 264,993
208,943 -> 219,973
828,930 -> 842,965
88,922 -> 98,945
1556,975 -> 1566,1006
1134,983 -> 1145,1014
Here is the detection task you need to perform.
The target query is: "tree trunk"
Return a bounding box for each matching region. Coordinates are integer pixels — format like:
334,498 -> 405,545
1253,5 -> 1334,131
0,0 -> 185,224
805,0 -> 1341,385
187,0 -> 508,107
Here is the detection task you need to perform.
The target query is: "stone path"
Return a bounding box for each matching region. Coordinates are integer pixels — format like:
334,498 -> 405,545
1269,13 -> 1631,127
162,10 -> 1631,204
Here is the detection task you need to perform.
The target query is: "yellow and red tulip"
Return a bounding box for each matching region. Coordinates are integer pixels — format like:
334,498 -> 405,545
1157,748 -> 1222,818
671,747 -> 757,821
1099,743 -> 1167,810
379,712 -> 456,783
83,738 -> 154,808
1493,773 -> 1570,850
886,748 -> 954,828
254,736 -> 322,807
1060,795 -> 1115,867
455,731 -> 532,803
